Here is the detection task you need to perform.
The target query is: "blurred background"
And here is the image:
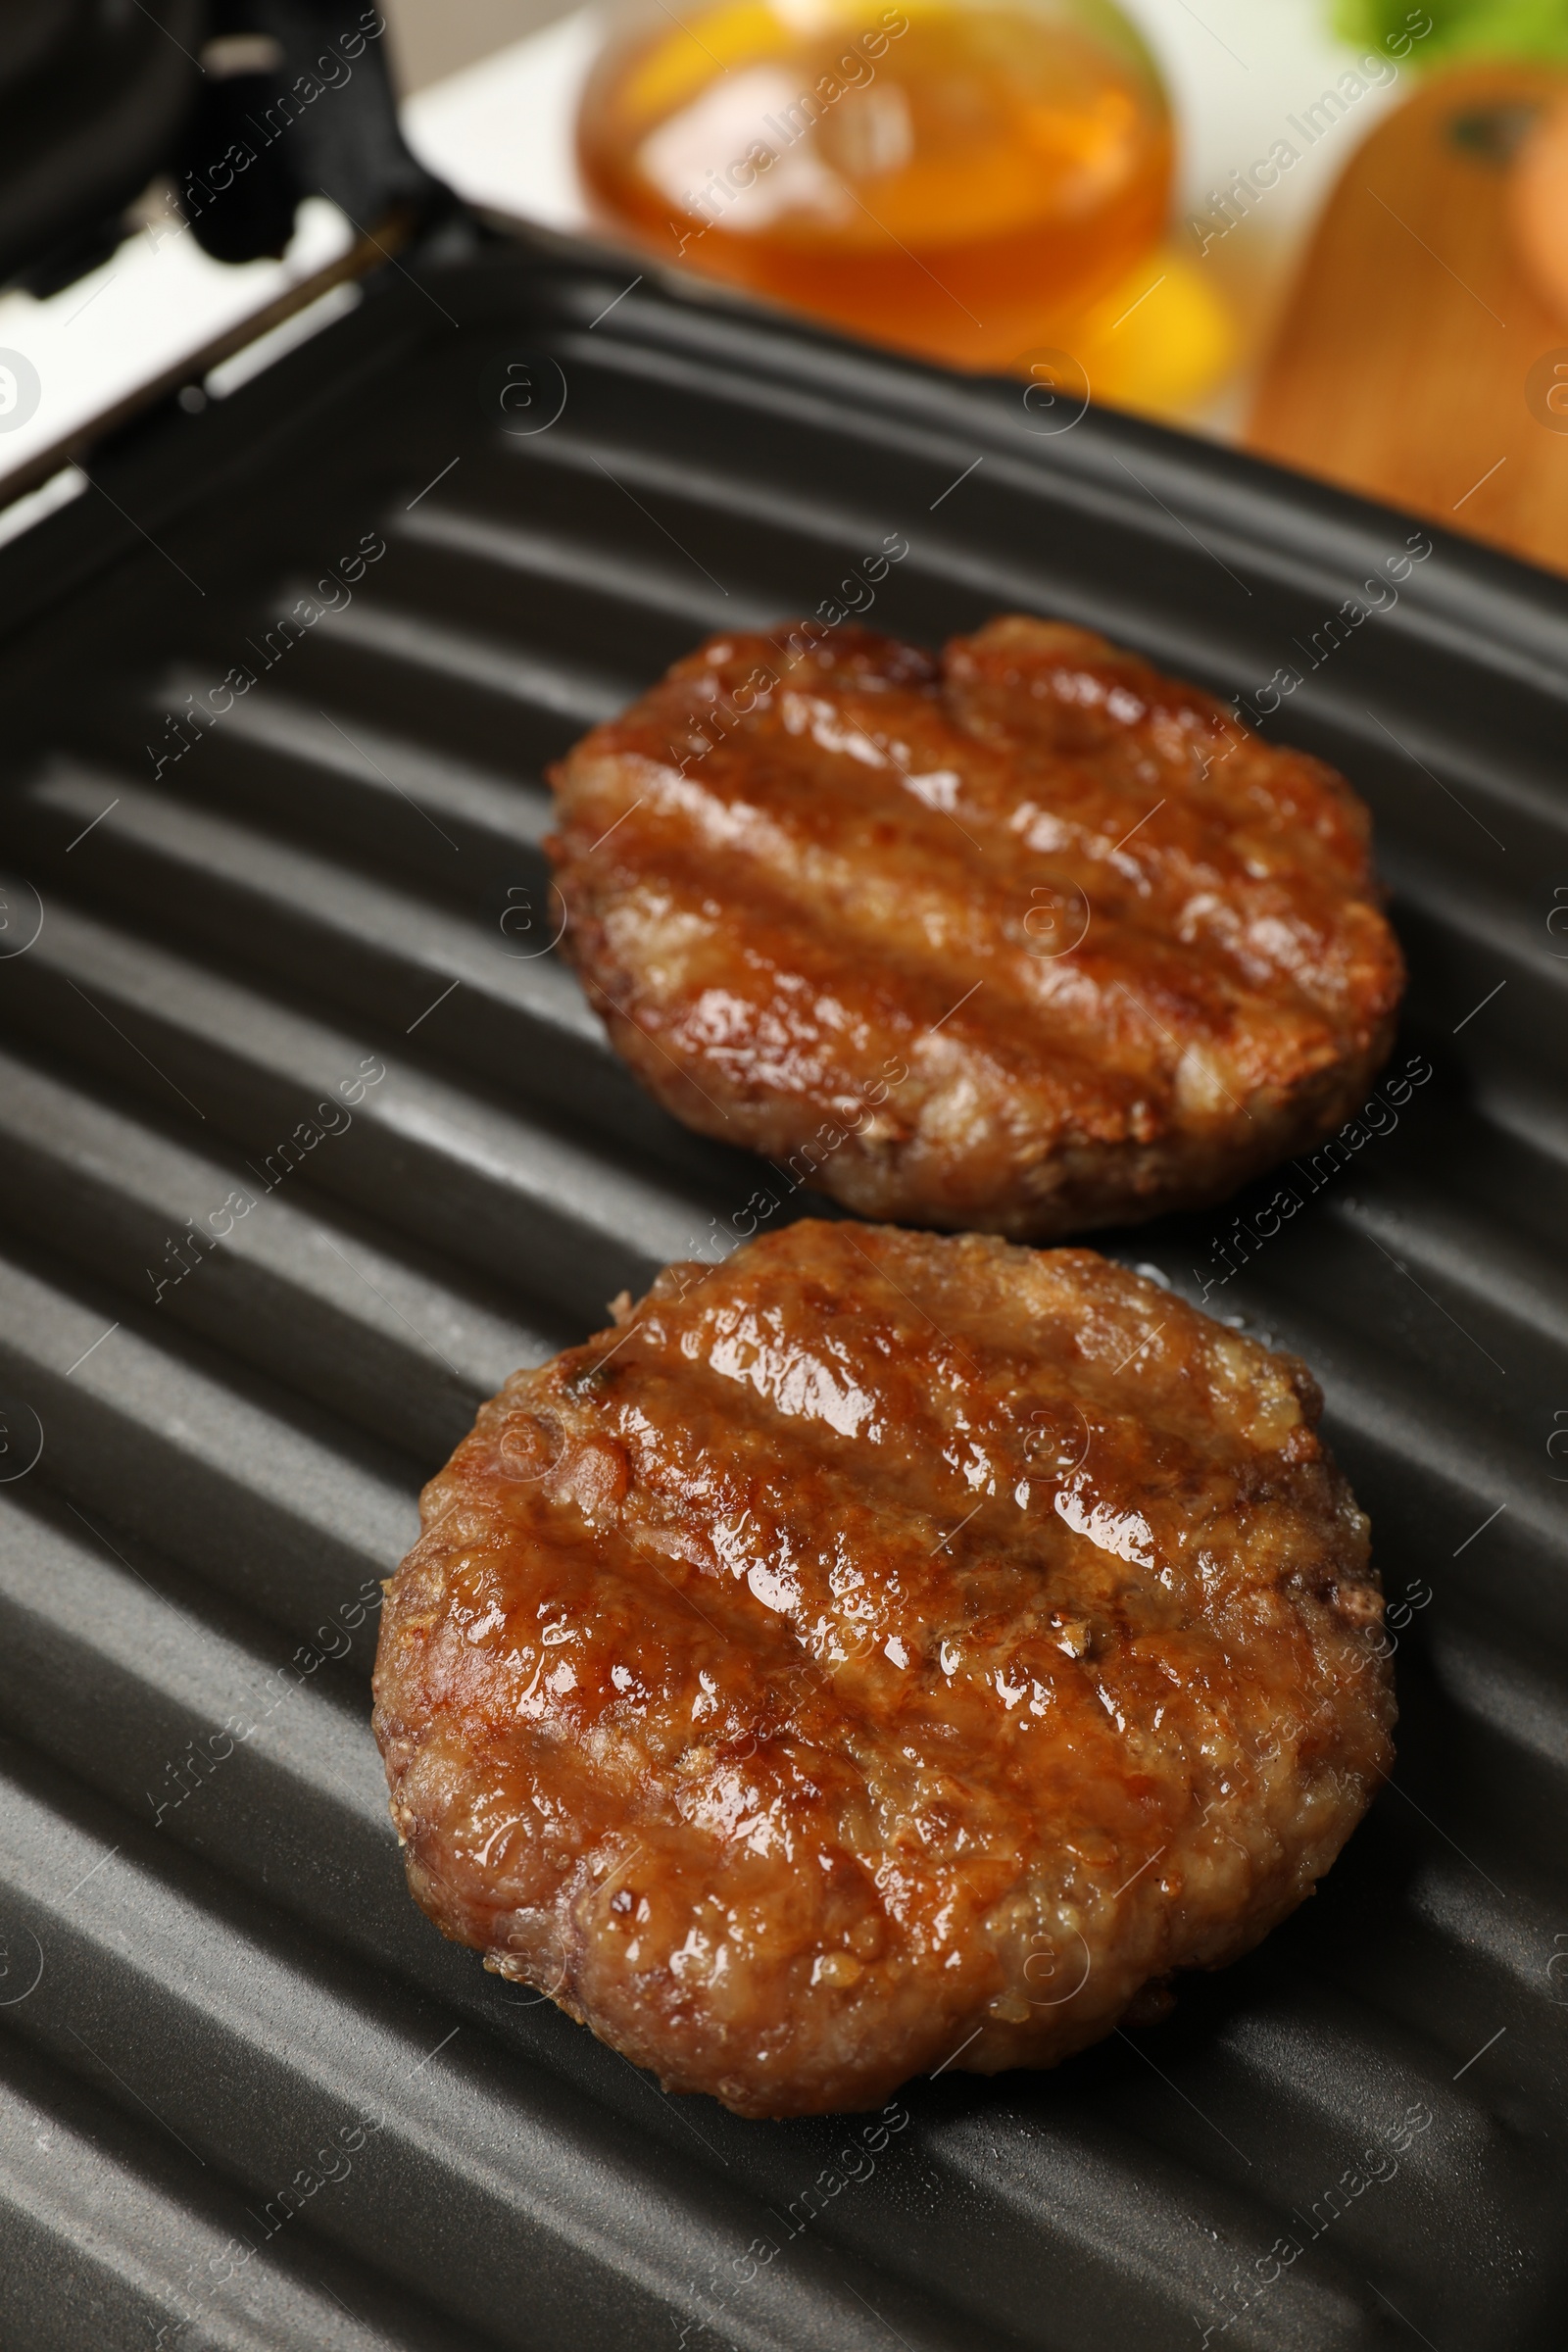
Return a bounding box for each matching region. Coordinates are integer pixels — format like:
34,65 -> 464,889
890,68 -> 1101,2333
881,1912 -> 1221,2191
5,0 -> 1568,574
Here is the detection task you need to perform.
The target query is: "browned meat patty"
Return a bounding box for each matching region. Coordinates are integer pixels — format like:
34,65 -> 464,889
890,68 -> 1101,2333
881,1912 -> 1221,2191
546,616 -> 1403,1238
372,1221 -> 1394,2119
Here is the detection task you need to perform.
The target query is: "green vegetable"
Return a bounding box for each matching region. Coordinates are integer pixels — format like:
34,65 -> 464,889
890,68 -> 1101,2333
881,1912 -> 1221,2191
1335,0 -> 1568,63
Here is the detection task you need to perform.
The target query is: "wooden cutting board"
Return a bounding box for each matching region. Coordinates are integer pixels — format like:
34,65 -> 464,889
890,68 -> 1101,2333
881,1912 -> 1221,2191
1247,61 -> 1568,578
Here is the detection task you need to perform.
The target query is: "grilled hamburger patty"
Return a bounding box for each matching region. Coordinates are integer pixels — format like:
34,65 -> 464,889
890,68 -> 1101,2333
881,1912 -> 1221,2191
546,616 -> 1402,1238
372,1222 -> 1394,2118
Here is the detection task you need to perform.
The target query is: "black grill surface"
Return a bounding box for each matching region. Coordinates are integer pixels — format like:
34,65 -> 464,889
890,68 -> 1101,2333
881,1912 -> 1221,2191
1,242 -> 1565,2351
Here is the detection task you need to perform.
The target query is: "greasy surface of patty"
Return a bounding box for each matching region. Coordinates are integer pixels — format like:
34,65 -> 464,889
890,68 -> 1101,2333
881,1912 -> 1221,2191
372,1221 -> 1394,2119
547,616 -> 1403,1237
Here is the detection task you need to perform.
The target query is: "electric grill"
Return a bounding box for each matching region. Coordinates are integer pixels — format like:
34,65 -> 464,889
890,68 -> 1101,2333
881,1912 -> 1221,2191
0,6 -> 1565,2347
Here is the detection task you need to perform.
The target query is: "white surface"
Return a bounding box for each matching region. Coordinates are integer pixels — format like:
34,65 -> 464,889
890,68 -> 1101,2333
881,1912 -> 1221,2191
0,198 -> 354,502
402,7 -> 603,233
1122,0 -> 1411,237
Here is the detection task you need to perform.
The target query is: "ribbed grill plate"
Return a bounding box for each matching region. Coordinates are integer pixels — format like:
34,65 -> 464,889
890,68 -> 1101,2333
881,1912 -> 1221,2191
0,242 -> 1564,2351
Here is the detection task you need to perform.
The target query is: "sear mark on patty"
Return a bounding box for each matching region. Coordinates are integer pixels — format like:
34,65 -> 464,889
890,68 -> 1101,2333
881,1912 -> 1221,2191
544,616 -> 1405,1240
372,1221 -> 1395,2119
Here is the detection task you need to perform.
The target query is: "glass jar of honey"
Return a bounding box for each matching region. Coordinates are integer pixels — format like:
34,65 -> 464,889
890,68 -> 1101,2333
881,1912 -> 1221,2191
576,0 -> 1175,376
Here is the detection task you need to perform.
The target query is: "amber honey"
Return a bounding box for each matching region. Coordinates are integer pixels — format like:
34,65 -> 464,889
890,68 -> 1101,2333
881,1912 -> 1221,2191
577,0 -> 1173,373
